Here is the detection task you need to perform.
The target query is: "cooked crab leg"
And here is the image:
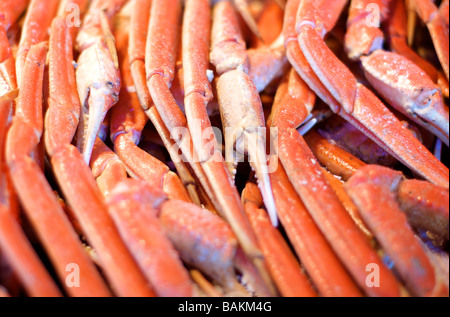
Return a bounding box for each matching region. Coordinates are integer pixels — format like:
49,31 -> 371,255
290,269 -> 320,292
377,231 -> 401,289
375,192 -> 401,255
129,0 -> 204,206
144,0 -> 261,267
408,0 -> 449,80
345,165 -> 448,296
242,182 -> 317,297
45,17 -> 155,297
397,179 -> 449,241
111,8 -> 192,204
0,91 -> 60,297
211,0 -> 278,227
303,129 -> 366,181
388,0 -> 449,97
15,0 -> 59,86
268,67 -> 369,297
268,56 -> 401,296
6,43 -> 111,297
345,0 -> 449,146
75,0 -> 126,164
105,179 -> 195,297
286,0 -> 449,188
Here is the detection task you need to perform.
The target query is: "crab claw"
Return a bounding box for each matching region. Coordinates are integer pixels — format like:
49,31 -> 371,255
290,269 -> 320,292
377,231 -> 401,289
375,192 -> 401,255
361,50 -> 449,146
217,68 -> 278,227
76,39 -> 120,164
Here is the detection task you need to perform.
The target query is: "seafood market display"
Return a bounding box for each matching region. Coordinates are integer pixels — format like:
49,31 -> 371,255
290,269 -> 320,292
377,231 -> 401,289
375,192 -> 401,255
0,0 -> 448,297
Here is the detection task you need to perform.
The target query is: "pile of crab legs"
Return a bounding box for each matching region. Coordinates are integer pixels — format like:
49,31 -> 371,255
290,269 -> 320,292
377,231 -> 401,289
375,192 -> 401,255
0,0 -> 448,297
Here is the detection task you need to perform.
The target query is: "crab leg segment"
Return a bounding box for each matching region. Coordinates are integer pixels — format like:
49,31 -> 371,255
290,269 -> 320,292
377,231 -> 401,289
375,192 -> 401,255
0,92 -> 60,297
15,0 -> 60,86
345,165 -> 442,297
45,17 -> 81,156
75,0 -> 125,164
409,0 -> 449,80
242,182 -> 317,297
6,43 -> 111,297
344,0 -> 449,146
278,129 -> 401,296
211,0 -> 277,227
159,191 -> 274,297
291,0 -> 449,188
106,180 -> 194,297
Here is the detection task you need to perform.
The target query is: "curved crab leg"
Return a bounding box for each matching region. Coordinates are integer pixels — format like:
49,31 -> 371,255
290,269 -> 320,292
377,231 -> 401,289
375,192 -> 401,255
242,182 -> 317,297
0,205 -> 62,297
303,129 -> 366,181
105,180 -> 195,297
211,0 -> 278,227
145,0 -> 260,262
45,18 -> 155,297
15,0 -> 60,86
157,187 -> 274,297
345,165 -> 444,297
129,0 -> 203,206
344,0 -> 449,146
388,0 -> 449,96
277,129 -> 402,296
111,9 -> 192,204
397,179 -> 449,241
75,0 -> 126,164
268,67 -> 364,297
291,0 -> 449,188
409,0 -> 449,80
0,91 -> 60,297
6,43 -> 111,297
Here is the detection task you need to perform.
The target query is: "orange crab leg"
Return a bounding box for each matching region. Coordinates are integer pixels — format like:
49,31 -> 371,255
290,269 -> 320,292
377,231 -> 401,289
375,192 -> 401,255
111,10 -> 192,204
397,179 -> 449,240
129,0 -> 203,205
15,0 -> 60,86
6,43 -> 111,297
0,205 -> 62,297
44,17 -> 81,157
409,0 -> 449,80
74,0 -> 126,164
45,18 -> 155,297
345,165 -> 441,297
1,91 -> 60,297
105,179 -> 194,297
242,182 -> 317,297
304,129 -> 366,181
277,129 -> 401,296
159,191 -> 274,297
388,0 -> 448,96
267,73 -> 364,296
268,160 -> 362,296
291,0 -> 449,188
51,145 -> 156,297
